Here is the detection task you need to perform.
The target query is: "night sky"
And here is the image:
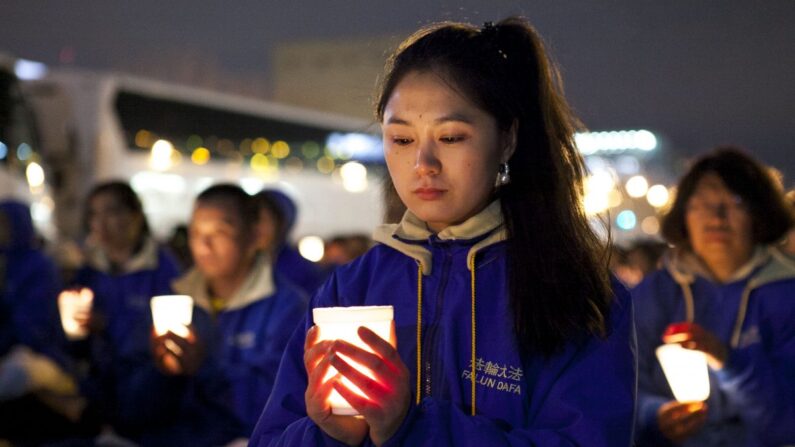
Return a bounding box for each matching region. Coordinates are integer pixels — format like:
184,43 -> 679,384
2,1 -> 793,183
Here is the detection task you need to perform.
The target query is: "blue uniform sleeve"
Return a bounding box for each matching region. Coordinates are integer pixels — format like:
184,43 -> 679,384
712,282 -> 795,446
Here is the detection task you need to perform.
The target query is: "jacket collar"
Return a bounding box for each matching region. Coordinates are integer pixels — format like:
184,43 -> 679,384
172,253 -> 275,313
665,245 -> 795,288
372,200 -> 506,275
664,245 -> 795,348
85,237 -> 159,274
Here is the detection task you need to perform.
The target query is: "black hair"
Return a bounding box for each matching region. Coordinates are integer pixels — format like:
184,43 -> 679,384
253,191 -> 288,245
85,181 -> 150,238
376,17 -> 612,357
195,183 -> 259,236
661,147 -> 795,248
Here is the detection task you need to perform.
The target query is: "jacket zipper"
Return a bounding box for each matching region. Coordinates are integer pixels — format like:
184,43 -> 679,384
421,246 -> 452,398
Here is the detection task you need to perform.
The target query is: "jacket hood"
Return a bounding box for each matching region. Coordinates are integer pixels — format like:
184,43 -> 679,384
664,245 -> 795,347
664,245 -> 795,289
262,189 -> 297,239
372,200 -> 506,275
0,200 -> 34,252
172,253 -> 275,313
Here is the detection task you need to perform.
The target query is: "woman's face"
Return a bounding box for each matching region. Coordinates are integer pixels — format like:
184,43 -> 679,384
685,172 -> 754,268
87,192 -> 143,251
381,71 -> 513,232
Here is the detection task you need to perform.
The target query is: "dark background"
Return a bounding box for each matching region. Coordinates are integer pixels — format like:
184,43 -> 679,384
2,1 -> 792,182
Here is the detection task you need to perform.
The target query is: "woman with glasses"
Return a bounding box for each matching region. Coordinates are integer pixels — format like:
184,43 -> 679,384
633,147 -> 795,446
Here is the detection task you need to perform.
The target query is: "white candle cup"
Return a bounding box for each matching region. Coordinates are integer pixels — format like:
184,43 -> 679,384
656,343 -> 711,402
58,288 -> 94,340
150,295 -> 193,338
312,305 -> 395,416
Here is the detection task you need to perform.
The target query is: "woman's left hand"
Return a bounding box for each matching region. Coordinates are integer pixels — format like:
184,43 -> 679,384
329,324 -> 411,447
663,322 -> 728,370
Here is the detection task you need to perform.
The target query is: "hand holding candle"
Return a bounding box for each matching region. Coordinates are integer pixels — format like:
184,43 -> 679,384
151,328 -> 205,375
57,288 -> 94,340
328,325 -> 411,446
150,295 -> 193,338
149,295 -> 201,375
304,326 -> 369,446
305,305 -> 410,446
655,343 -> 711,402
662,322 -> 728,370
312,306 -> 396,416
657,400 -> 708,444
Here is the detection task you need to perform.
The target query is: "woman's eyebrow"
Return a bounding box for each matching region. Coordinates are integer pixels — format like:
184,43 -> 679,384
385,113 -> 474,126
434,113 -> 474,125
385,116 -> 410,126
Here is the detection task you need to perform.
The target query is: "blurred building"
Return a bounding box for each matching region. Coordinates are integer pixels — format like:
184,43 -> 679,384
272,37 -> 398,120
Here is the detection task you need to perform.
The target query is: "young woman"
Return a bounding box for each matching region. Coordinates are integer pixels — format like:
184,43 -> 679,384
633,148 -> 795,446
251,17 -> 636,446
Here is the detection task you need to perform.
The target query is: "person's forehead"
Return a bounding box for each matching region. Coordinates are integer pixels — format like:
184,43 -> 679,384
193,202 -> 242,226
691,173 -> 733,197
90,194 -> 126,211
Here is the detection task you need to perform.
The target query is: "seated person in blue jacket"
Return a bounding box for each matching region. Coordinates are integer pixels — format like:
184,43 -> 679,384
250,17 -> 636,447
70,181 -> 242,446
0,199 -> 84,442
161,184 -> 307,437
633,148 -> 795,446
254,189 -> 327,297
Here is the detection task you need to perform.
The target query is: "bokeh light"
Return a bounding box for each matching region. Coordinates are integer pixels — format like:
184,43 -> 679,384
641,216 -> 661,235
647,184 -> 670,208
150,139 -> 175,171
340,161 -> 368,192
272,140 -> 290,159
299,236 -> 325,262
625,175 -> 649,198
616,210 -> 637,230
26,161 -> 45,188
191,147 -> 211,165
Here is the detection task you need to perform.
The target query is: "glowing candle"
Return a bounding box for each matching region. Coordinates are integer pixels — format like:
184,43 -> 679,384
656,343 -> 711,402
58,288 -> 93,340
313,305 -> 395,415
150,295 -> 193,338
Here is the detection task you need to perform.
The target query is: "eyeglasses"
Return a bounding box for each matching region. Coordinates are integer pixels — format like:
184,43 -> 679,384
686,195 -> 747,216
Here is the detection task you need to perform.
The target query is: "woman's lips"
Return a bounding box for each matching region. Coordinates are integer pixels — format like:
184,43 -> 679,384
413,187 -> 446,200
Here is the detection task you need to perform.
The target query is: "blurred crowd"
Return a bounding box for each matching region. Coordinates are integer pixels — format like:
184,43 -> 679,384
1,146 -> 794,446
0,183 -> 370,446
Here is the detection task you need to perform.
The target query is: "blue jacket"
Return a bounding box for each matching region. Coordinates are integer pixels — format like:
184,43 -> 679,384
633,247 -> 795,447
74,239 -> 180,364
173,254 -> 307,434
0,200 -> 64,364
74,238 -> 243,446
250,201 -> 637,446
274,244 -> 327,298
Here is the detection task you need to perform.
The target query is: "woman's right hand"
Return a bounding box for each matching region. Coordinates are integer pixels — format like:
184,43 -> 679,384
304,325 -> 369,446
657,400 -> 708,444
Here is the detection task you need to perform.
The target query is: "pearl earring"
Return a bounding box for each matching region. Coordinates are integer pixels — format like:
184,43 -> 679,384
497,162 -> 511,186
